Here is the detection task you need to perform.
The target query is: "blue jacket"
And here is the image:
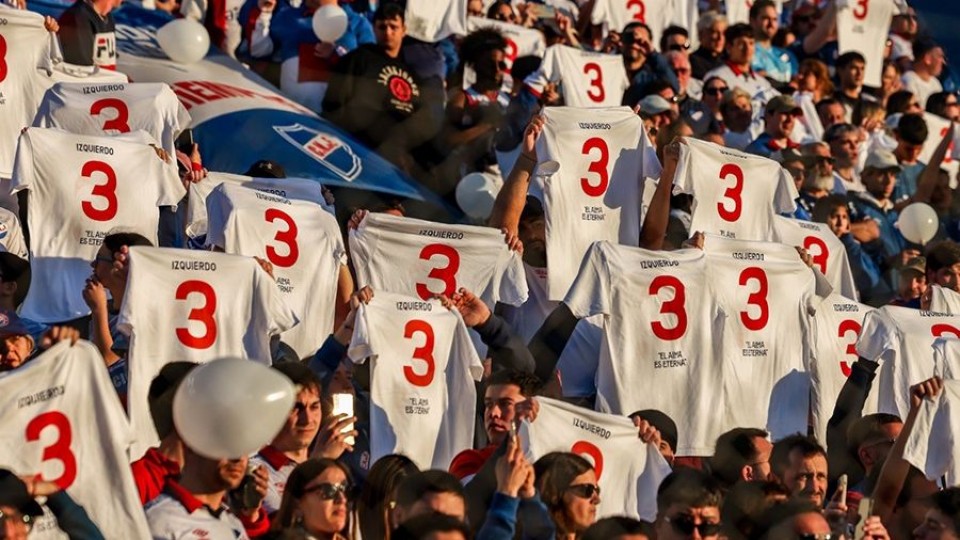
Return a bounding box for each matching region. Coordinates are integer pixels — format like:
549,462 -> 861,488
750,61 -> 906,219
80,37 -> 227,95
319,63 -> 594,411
848,192 -> 906,269
269,4 -> 374,63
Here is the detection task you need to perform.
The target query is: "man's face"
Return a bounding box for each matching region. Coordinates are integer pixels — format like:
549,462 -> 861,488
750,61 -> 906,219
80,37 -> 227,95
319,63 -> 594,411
91,246 -> 120,290
723,96 -> 753,130
669,56 -> 692,93
752,6 -> 779,41
897,140 -> 925,164
623,26 -> 652,62
664,34 -> 691,54
826,205 -> 851,237
914,509 -> 960,540
476,49 -> 507,85
658,87 -> 680,115
785,161 -> 806,190
656,503 -> 721,540
700,22 -> 727,53
892,10 -> 918,38
863,168 -> 898,201
216,455 -> 248,490
0,334 -> 33,371
727,35 -> 755,65
829,132 -> 860,164
899,271 -> 927,301
924,48 -> 947,77
818,103 -> 846,131
0,505 -> 30,540
483,383 -> 524,445
272,387 -> 322,452
518,211 -> 546,268
782,450 -> 828,506
467,0 -> 483,16
934,263 -> 960,291
791,511 -> 832,537
767,110 -> 796,138
840,60 -> 866,89
375,16 -> 406,53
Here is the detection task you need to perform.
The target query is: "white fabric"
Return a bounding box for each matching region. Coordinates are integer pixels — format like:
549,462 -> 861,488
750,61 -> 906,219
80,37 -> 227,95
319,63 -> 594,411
808,294 -> 876,445
563,241 -> 725,456
0,206 -> 27,258
536,45 -> 629,109
674,137 -> 798,241
247,453 -> 297,515
703,234 -> 826,441
837,0 -> 897,87
0,341 -> 150,539
773,216 -> 858,300
590,0 -> 671,41
186,171 -> 333,240
10,127 -> 184,323
118,246 -> 299,459
349,212 -> 527,309
933,336 -> 960,380
930,285 -> 960,315
205,182 -> 346,358
180,0 -> 244,57
903,379 -> 960,486
537,106 -> 661,299
889,33 -> 913,61
32,82 -> 191,155
919,113 -> 960,179
405,0 -> 466,42
901,71 -> 942,109
145,494 -> 249,539
47,63 -> 129,84
0,10 -> 61,178
794,91 -> 825,141
521,397 -> 671,520
856,305 -> 960,419
703,64 -> 778,105
347,292 -> 482,470
466,17 -> 546,67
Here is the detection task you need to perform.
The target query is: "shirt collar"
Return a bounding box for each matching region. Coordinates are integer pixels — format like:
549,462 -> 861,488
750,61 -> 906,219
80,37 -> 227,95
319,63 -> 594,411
145,447 -> 181,476
164,480 -> 227,518
726,61 -> 755,78
765,137 -> 799,151
257,445 -> 295,471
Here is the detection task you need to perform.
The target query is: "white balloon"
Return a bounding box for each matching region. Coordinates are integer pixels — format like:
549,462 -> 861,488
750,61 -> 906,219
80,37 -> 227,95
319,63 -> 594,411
156,19 -> 210,64
312,5 -> 349,42
898,202 -> 939,245
173,358 -> 295,459
456,172 -> 502,219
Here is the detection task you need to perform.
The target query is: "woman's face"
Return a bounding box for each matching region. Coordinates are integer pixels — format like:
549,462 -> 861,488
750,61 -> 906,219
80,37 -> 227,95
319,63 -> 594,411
798,69 -> 818,93
297,466 -> 350,535
562,470 -> 600,532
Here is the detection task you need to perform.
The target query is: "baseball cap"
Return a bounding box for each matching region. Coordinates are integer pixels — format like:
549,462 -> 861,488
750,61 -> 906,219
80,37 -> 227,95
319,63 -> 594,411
773,148 -> 816,167
765,94 -> 803,116
0,469 -> 44,517
244,160 -> 286,178
864,149 -> 902,172
638,94 -> 673,116
630,409 -> 679,453
0,310 -> 33,339
902,256 -> 926,276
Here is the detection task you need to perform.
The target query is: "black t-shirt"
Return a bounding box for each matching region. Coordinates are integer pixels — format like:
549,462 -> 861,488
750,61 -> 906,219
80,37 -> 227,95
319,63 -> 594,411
58,0 -> 117,68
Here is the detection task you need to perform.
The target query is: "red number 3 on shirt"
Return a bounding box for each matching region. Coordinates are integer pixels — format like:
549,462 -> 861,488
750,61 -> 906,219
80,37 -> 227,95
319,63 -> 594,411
717,163 -> 744,222
0,36 -> 8,84
89,98 -> 131,133
176,280 -> 218,349
580,137 -> 610,197
649,275 -> 687,341
80,160 -> 118,222
852,0 -> 868,20
739,267 -> 769,331
583,63 -> 605,103
26,411 -> 77,490
416,244 -> 460,300
626,0 -> 646,22
571,440 -> 604,479
265,208 -> 299,268
838,319 -> 861,377
403,319 -> 435,387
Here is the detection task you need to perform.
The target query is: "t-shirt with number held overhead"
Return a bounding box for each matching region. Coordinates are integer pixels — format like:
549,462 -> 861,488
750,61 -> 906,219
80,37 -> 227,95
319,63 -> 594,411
347,291 -> 483,470
590,0 -> 671,44
674,137 -> 798,242
703,234 -> 828,441
9,127 -> 185,323
903,379 -> 960,487
563,241 -> 726,456
0,341 -> 151,539
205,182 -> 346,358
929,285 -> 960,316
773,216 -> 858,300
837,0 -> 898,87
32,82 -> 192,155
534,45 -> 629,109
118,247 -> 299,459
536,106 -> 661,300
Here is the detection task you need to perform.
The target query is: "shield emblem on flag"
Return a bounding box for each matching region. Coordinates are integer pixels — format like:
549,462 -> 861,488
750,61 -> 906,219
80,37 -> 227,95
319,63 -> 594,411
274,124 -> 362,182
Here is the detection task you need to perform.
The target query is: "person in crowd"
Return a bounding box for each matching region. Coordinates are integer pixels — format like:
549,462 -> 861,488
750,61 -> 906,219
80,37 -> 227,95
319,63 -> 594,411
825,123 -> 866,193
660,25 -> 692,55
666,51 -> 711,134
691,11 -> 727,80
925,240 -> 960,292
749,0 -> 795,84
817,97 -> 847,133
849,149 -> 908,276
654,468 -> 723,540
710,428 -> 773,489
812,194 -> 887,303
846,413 -> 905,496
720,87 -> 757,150
878,60 -> 905,108
0,312 -> 79,372
891,113 -> 929,204
705,23 -> 774,101
903,38 -> 946,108
57,0 -> 118,68
582,516 -> 652,540
795,59 -> 834,103
392,470 -> 467,526
889,7 -> 919,72
769,435 -> 829,507
913,488 -> 960,539
392,512 -> 472,540
621,22 -> 679,105
888,90 -> 923,116
629,409 -> 677,467
745,94 -> 802,157
534,452 -> 599,538
834,52 -> 876,124
271,458 -> 353,539
888,257 -> 927,308
357,454 -> 419,540
927,91 -> 960,121
699,76 -> 728,121
0,469 -> 104,540
720,481 -> 789,540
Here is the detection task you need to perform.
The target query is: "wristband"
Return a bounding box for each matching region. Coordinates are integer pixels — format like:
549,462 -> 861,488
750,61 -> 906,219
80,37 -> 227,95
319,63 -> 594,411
191,162 -> 203,172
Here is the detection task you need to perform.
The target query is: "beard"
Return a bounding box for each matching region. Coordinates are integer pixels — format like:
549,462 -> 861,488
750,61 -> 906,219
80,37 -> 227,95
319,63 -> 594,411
804,174 -> 834,192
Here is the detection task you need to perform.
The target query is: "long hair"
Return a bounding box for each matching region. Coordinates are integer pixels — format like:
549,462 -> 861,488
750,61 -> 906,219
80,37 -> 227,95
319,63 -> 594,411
357,454 -> 419,540
534,452 -> 594,536
272,458 -> 353,534
799,59 -> 834,98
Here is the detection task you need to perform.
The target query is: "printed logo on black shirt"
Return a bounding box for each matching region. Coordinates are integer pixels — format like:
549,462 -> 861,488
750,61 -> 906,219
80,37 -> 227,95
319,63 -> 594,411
378,65 -> 419,114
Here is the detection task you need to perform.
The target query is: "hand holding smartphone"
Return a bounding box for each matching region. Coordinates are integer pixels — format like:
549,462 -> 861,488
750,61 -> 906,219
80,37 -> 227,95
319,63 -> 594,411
332,393 -> 355,446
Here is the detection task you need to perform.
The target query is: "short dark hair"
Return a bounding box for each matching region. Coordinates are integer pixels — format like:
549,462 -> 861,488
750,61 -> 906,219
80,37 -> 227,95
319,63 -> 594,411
749,0 -> 777,20
930,487 -> 960,532
815,96 -> 841,112
725,23 -> 754,44
642,78 -> 676,98
659,24 -> 688,51
582,516 -> 652,540
103,232 -> 152,255
244,159 -> 286,178
836,51 -> 866,70
887,90 -> 917,116
148,362 -> 199,439
823,122 -> 858,143
0,253 -> 30,308
811,194 -> 851,224
926,91 -> 956,118
485,369 -> 540,397
535,452 -> 595,534
926,240 -> 960,273
846,413 -> 902,458
710,428 -> 770,487
657,468 -> 723,514
272,361 -> 322,398
721,481 -> 790,540
913,38 -> 941,61
897,113 -> 929,145
395,470 -> 464,511
374,1 -> 405,23
392,511 -> 471,540
459,28 -> 508,66
770,434 -> 826,479
754,498 -> 824,539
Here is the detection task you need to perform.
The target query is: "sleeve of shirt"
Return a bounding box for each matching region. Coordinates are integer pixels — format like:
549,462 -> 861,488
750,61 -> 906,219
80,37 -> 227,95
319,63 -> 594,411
903,393 -> 953,481
671,140 -> 695,195
563,242 -> 611,319
203,189 -> 229,250
475,493 -> 519,540
248,11 -> 275,58
497,250 -> 529,307
256,263 -> 299,335
347,303 -> 374,362
855,309 -> 896,362
45,491 -> 106,540
9,131 -> 36,195
774,166 -> 800,214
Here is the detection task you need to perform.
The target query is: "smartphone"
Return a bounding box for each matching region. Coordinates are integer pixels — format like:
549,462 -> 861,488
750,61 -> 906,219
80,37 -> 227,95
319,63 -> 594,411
235,464 -> 262,509
853,496 -> 874,540
837,474 -> 848,506
332,393 -> 355,446
175,128 -> 194,154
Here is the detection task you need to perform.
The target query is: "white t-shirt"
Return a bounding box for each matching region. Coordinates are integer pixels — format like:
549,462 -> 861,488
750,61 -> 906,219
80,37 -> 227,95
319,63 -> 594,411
0,10 -> 61,179
808,293 -> 877,445
47,63 -> 129,84
901,70 -> 943,109
32,82 -> 191,155
205,182 -> 346,358
10,127 -> 184,323
536,45 -> 629,109
0,341 -> 150,539
773,216 -> 858,300
933,336 -> 960,380
704,63 -> 778,105
837,0 -> 897,87
674,137 -> 798,241
889,33 -> 913,62
145,488 -> 249,540
0,206 -> 27,258
929,285 -> 960,315
536,106 -> 661,299
919,113 -> 960,179
466,17 -> 545,68
521,397 -> 672,521
564,241 -> 726,456
590,0 -> 671,41
856,305 -> 960,419
349,212 -> 527,309
247,447 -> 298,515
404,0 -> 466,42
903,379 -> 960,486
347,292 -> 482,470
186,171 -> 333,240
703,234 -> 827,441
118,246 -> 299,458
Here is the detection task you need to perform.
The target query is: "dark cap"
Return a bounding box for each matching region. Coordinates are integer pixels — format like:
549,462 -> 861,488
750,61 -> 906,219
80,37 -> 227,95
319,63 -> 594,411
243,160 -> 286,178
0,253 -> 30,308
0,469 -> 44,517
0,310 -> 33,338
630,409 -> 679,453
765,94 -> 803,116
773,148 -> 817,167
902,256 -> 927,276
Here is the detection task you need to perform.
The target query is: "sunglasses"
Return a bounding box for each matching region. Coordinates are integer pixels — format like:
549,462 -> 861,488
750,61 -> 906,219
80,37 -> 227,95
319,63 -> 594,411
704,86 -> 728,96
566,483 -> 601,499
303,482 -> 350,501
666,515 -> 722,537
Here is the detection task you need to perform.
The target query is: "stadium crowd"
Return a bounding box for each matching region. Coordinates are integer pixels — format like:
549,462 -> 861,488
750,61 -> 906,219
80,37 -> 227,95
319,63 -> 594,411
3,0 -> 960,538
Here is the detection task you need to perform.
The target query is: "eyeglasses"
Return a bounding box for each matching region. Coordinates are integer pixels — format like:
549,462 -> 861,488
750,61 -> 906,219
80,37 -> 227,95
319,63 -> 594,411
303,482 -> 350,501
668,42 -> 691,51
566,483 -> 601,499
0,509 -> 33,535
704,86 -> 729,96
798,535 -> 835,540
666,515 -> 722,537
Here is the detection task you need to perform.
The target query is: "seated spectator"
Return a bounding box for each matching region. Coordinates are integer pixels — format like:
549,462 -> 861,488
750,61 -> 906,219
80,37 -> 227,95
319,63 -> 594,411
745,94 -> 802,158
621,22 -> 679,105
534,452 -> 599,537
660,25 -> 692,55
877,60 -> 905,108
705,23 -> 774,102
888,257 -> 927,308
392,470 -> 467,526
902,38 -> 945,108
654,468 -> 723,540
849,149 -> 908,275
709,427 -> 773,489
57,0 -> 117,69
795,59 -> 834,103
887,90 -> 923,116
357,454 -> 419,540
891,113 -> 929,204
749,0 -> 795,84
666,51 -> 711,135
825,123 -> 866,193
691,11 -> 728,80
769,435 -> 828,507
816,97 -> 846,133
889,7 -> 919,72
720,87 -> 757,150
925,240 -> 960,292
834,52 -> 876,124
271,458 -> 352,538
926,91 -> 960,121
